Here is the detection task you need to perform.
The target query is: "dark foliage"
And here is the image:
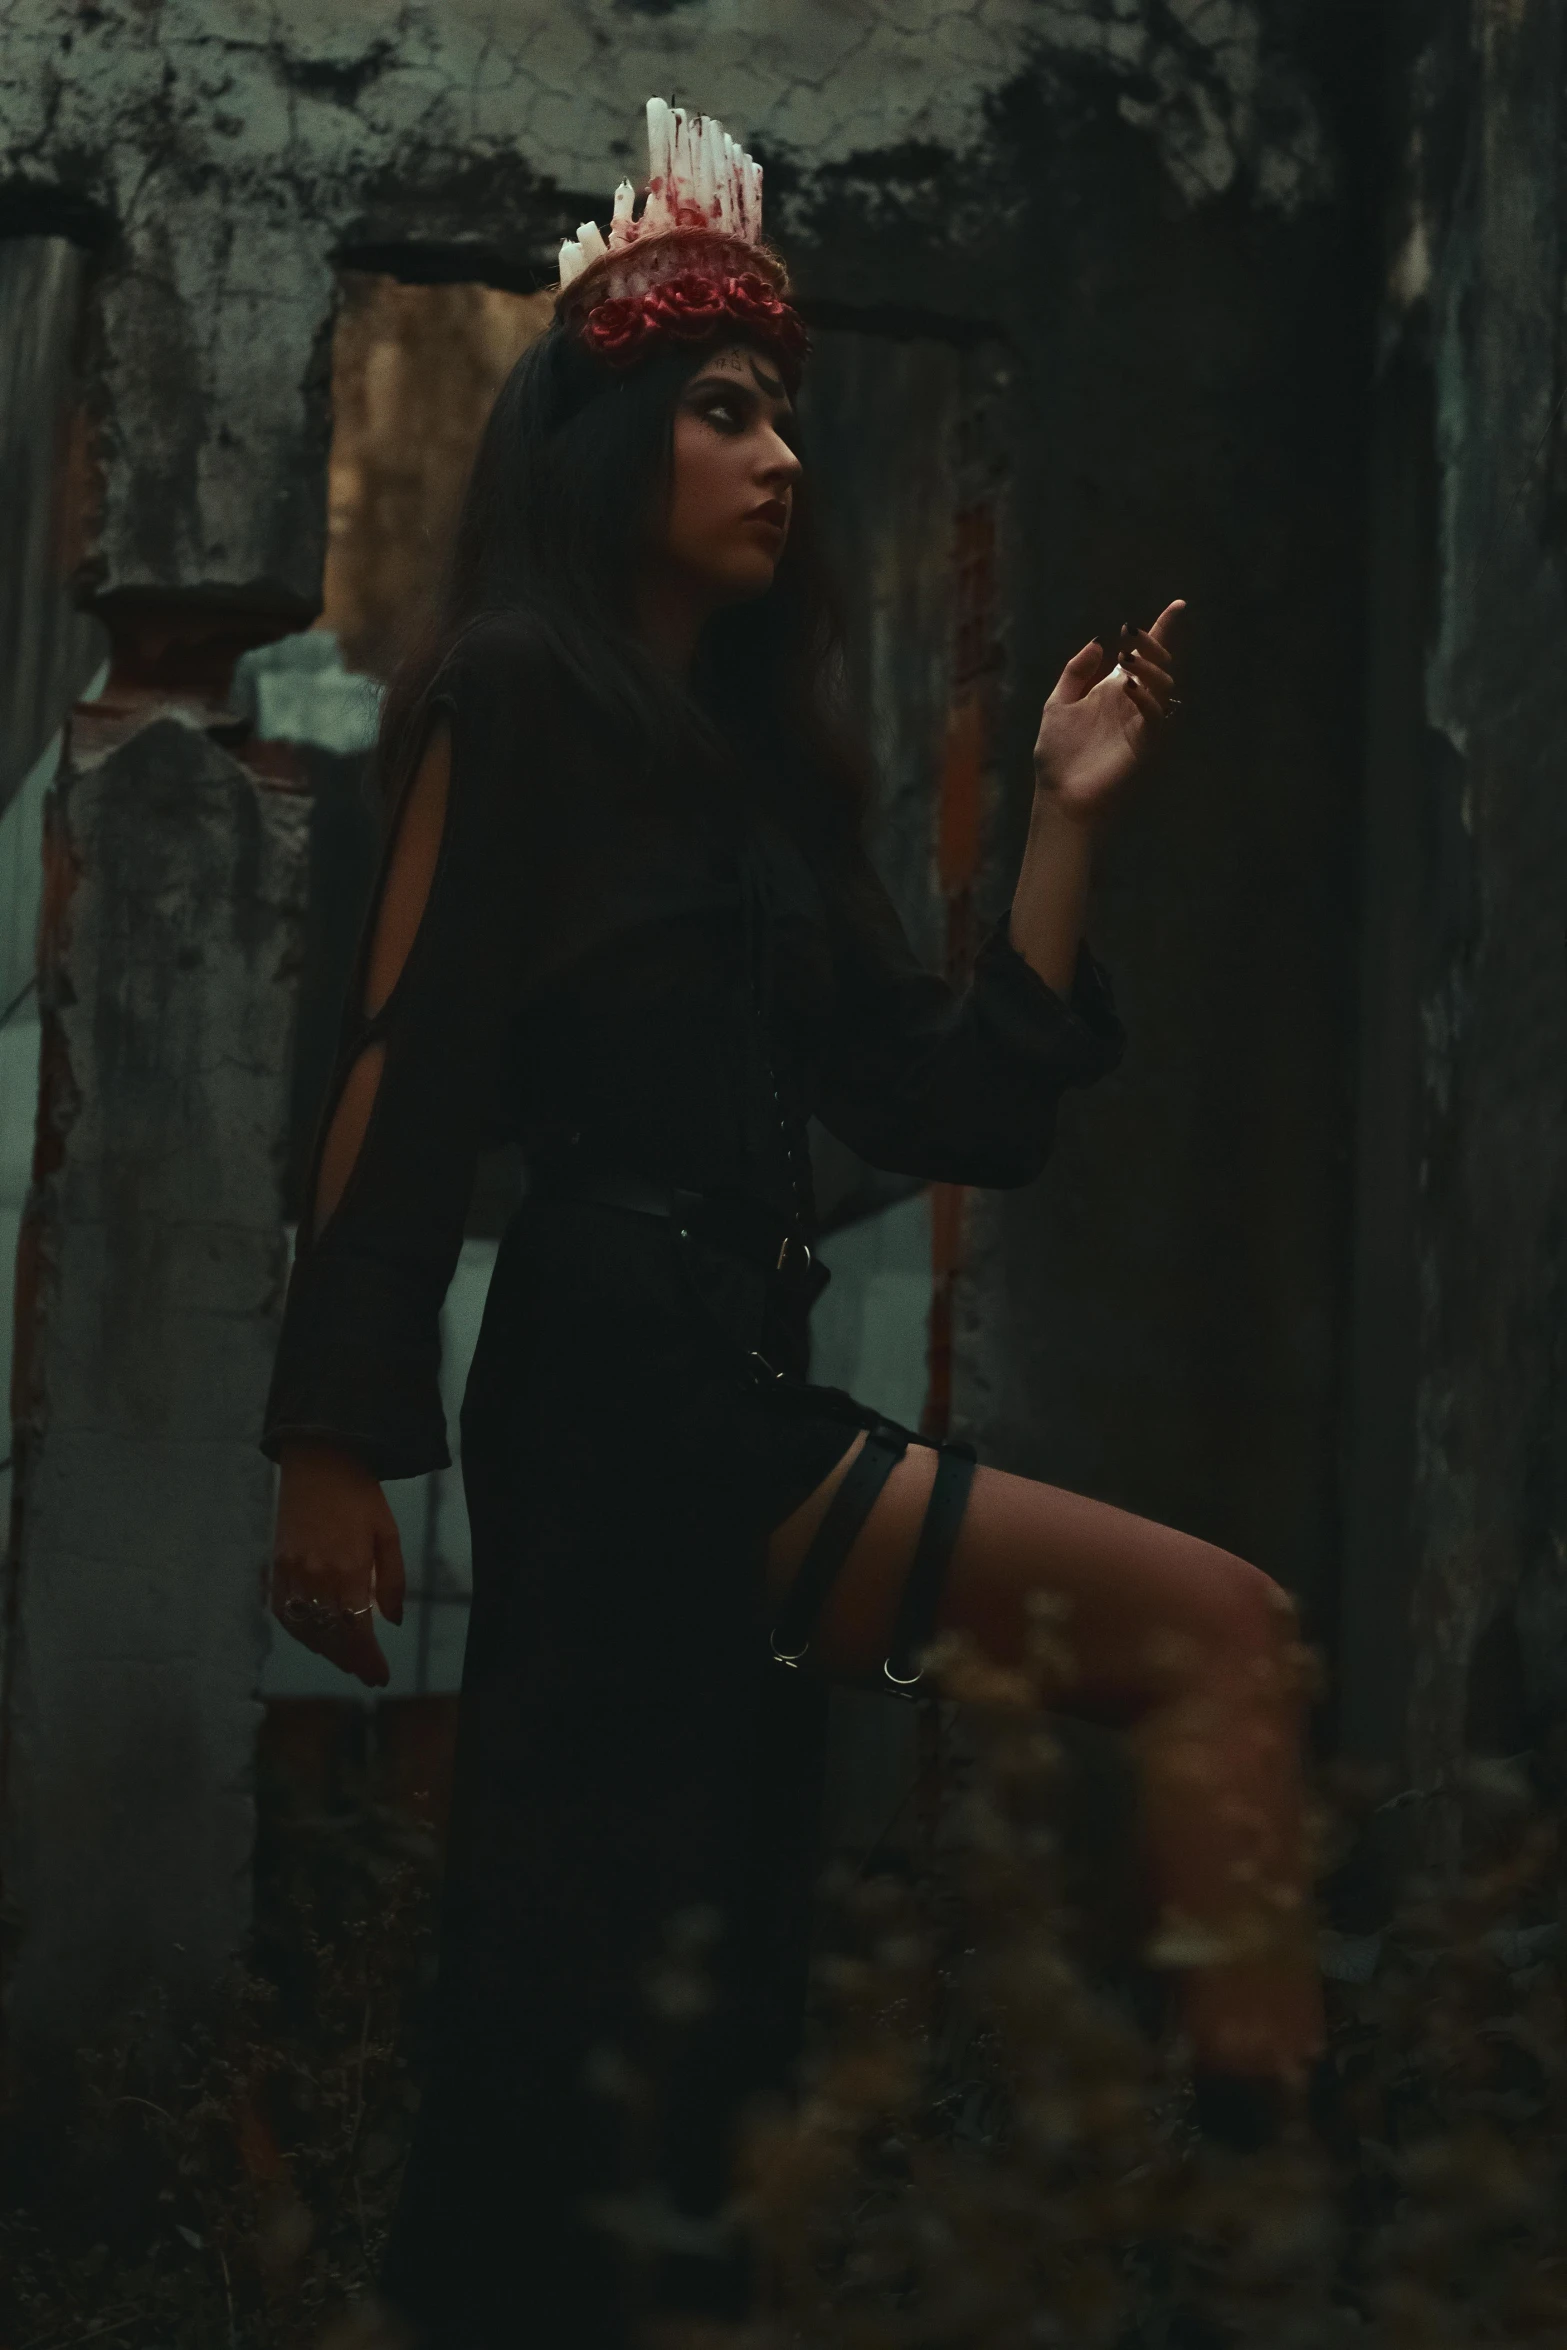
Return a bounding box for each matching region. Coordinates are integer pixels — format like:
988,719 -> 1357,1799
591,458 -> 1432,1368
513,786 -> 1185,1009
670,1646 -> 1567,2350
6,1678 -> 1567,2348
0,1706 -> 444,2350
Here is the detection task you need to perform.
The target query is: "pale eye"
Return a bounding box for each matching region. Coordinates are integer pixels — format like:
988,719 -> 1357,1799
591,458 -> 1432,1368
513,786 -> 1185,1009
699,394 -> 746,434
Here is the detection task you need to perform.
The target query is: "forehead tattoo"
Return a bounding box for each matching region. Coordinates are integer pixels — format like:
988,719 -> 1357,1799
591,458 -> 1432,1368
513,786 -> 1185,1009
692,348 -> 792,418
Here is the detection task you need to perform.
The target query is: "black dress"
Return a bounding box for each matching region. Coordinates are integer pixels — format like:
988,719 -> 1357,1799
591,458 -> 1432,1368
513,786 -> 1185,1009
261,613 -> 1123,2347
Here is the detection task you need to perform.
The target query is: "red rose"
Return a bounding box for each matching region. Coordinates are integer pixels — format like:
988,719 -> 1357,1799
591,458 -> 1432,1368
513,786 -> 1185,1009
575,268 -> 810,383
726,274 -> 810,368
581,296 -> 649,361
728,272 -> 784,319
644,275 -> 733,339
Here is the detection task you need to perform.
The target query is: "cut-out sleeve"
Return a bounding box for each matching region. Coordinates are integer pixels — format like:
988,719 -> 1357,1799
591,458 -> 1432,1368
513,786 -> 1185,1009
812,838 -> 1125,1189
261,617 -> 569,1478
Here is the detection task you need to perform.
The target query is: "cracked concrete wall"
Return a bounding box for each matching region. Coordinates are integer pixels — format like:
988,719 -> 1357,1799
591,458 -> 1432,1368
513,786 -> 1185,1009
0,0 -> 1335,604
0,712 -> 308,2047
1340,0 -> 1567,1790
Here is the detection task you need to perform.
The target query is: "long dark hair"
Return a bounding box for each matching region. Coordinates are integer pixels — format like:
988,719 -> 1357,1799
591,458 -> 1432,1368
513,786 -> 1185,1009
372,316 -> 870,857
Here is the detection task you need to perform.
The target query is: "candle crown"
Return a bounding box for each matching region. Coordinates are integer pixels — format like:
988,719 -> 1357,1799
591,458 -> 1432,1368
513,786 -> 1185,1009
558,98 -> 766,290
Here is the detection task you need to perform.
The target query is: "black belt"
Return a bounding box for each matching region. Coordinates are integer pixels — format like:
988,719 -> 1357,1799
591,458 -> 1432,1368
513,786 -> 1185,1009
530,1163 -> 816,1277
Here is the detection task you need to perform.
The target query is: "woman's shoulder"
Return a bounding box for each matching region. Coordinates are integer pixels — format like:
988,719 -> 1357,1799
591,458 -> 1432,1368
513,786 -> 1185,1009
431,611 -> 643,846
436,606 -> 576,708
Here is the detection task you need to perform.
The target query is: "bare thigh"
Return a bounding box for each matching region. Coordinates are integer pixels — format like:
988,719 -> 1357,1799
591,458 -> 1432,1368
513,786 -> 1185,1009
765,1431 -> 1281,1707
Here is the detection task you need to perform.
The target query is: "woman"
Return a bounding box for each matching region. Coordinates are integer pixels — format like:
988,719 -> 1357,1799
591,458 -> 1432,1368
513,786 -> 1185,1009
264,105 -> 1321,2349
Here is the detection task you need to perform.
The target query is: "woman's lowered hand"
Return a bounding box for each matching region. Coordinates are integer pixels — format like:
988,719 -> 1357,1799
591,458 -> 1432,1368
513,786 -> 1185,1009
272,1440 -> 406,1689
1032,601 -> 1185,825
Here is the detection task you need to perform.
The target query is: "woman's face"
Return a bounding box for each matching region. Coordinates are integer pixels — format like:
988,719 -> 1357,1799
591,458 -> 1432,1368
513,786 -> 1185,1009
659,340 -> 802,605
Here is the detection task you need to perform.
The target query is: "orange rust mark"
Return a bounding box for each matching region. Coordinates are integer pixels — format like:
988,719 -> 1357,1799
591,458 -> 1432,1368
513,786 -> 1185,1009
949,502 -> 997,696
97,597 -> 295,705
323,274 -> 554,678
934,500 -> 999,926
937,694 -> 985,901
921,1179 -> 968,1445
922,491 -> 1000,1447
53,396 -> 103,592
73,599 -> 310,758
237,736 -> 310,791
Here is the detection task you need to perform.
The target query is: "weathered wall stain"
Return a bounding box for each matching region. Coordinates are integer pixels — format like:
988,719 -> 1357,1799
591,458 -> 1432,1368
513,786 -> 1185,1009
1339,0 -> 1567,1802
3,2 -> 1332,224
0,0 -> 1336,602
0,716 -> 308,2048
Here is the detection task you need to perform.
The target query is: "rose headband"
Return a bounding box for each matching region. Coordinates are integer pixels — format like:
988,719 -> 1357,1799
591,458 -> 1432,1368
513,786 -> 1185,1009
556,99 -> 810,390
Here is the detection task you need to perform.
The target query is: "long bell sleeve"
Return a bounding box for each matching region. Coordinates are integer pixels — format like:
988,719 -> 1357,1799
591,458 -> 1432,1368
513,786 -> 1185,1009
260,617 -> 572,1479
812,839 -> 1124,1188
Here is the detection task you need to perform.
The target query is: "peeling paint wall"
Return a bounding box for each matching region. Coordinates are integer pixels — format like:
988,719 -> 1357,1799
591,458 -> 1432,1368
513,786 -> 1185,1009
0,715 -> 308,2048
3,1 -> 1331,225
1,0 -> 1336,603
1341,0 -> 1567,1794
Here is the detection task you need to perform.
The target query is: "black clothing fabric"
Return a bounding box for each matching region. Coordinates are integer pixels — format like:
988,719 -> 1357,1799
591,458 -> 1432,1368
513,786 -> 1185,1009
261,612 -> 1123,2345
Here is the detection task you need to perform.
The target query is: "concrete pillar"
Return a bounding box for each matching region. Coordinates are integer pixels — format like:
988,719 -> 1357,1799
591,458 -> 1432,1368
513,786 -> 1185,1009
0,708 -> 308,2047
1341,0 -> 1567,1789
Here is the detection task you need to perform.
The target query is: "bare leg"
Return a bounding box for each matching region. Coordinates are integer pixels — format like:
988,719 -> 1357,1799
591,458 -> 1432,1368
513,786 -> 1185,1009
767,1436 -> 1322,2083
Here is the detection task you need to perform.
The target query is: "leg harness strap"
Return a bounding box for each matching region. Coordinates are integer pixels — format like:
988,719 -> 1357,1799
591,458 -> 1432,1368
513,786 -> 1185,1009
883,1441 -> 977,1699
769,1428 -> 909,1667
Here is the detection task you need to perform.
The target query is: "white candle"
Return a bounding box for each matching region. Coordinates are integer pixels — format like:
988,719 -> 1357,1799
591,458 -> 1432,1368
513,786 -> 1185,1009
609,179 -> 636,247
711,117 -> 729,225
692,114 -> 714,221
718,130 -> 733,231
565,99 -> 766,277
646,96 -> 672,192
642,101 -> 672,237
670,107 -> 690,218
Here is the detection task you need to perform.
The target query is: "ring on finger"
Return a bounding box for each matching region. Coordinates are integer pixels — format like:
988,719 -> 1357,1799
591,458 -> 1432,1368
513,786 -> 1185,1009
282,1591 -> 339,1633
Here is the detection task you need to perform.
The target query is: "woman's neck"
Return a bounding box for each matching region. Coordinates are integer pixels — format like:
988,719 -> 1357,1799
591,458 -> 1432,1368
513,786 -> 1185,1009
632,567 -> 711,683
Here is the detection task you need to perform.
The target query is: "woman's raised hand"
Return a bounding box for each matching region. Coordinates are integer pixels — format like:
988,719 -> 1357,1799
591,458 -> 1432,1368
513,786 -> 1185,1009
272,1441 -> 406,1689
1032,601 -> 1185,825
